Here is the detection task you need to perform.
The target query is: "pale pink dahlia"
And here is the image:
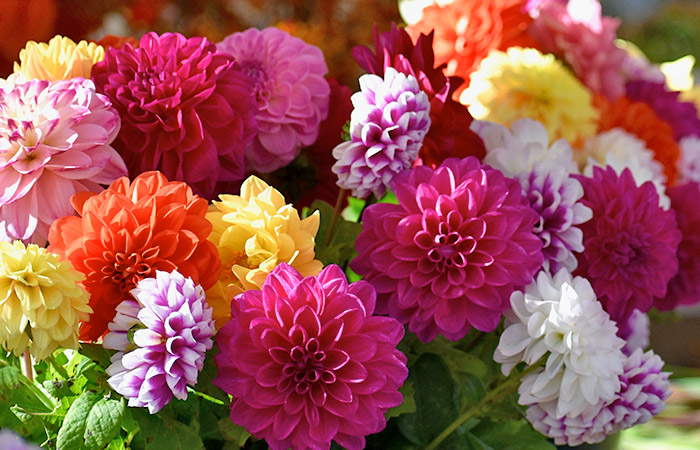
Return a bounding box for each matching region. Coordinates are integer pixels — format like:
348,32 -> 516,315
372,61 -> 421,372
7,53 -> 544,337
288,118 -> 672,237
0,76 -> 126,244
91,32 -> 258,200
573,166 -> 681,322
217,27 -> 330,173
352,157 -> 544,342
104,270 -> 215,414
213,263 -> 407,450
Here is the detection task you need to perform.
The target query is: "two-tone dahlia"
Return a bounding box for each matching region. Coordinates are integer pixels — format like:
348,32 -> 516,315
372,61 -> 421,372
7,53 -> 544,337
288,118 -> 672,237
217,27 -> 330,173
332,67 -> 431,199
617,309 -> 650,356
48,171 -> 221,341
0,76 -> 126,244
573,166 -> 681,321
0,241 -> 91,360
495,269 -> 626,418
91,32 -> 258,199
527,348 -> 670,446
104,270 -> 215,414
678,136 -> 700,184
213,263 -> 408,450
352,157 -> 543,342
14,35 -> 104,81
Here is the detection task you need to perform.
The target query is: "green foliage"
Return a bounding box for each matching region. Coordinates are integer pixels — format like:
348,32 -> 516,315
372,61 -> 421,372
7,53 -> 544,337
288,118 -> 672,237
309,199 -> 363,267
56,392 -> 125,450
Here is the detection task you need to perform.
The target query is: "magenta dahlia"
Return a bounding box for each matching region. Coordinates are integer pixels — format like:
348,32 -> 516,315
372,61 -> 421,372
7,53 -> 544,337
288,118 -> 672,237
573,166 -> 681,321
351,157 -> 543,342
213,263 -> 407,450
217,27 -> 330,173
91,32 -> 258,200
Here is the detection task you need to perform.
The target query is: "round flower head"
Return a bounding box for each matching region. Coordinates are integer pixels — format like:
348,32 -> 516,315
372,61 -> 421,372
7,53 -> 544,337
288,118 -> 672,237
462,47 -> 598,144
573,166 -> 681,321
527,348 -> 670,446
583,128 -> 669,209
0,76 -> 126,244
678,136 -> 700,184
206,176 -> 322,326
0,241 -> 91,360
104,270 -> 215,414
48,171 -> 221,341
91,32 -> 258,199
217,27 -> 330,173
213,263 -> 408,450
14,35 -> 105,81
332,67 -> 431,199
495,269 -> 626,418
352,157 -> 543,342
626,80 -> 700,141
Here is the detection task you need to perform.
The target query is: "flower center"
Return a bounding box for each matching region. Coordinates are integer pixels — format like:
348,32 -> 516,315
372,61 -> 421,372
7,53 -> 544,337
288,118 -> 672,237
101,251 -> 153,292
425,222 -> 475,271
602,233 -> 645,266
281,337 -> 336,395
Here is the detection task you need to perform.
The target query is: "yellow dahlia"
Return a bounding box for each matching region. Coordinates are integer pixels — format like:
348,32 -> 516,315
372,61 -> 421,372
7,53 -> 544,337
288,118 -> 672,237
462,47 -> 597,144
206,176 -> 322,326
13,35 -> 105,81
0,241 -> 91,360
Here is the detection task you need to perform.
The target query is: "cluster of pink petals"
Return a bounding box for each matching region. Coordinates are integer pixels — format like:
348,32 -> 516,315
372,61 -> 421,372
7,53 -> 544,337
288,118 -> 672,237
0,76 -> 126,244
626,80 -> 700,141
217,27 -> 330,173
573,166 -> 681,322
91,32 -> 258,200
528,0 -> 627,99
213,263 -> 407,450
352,157 -> 543,342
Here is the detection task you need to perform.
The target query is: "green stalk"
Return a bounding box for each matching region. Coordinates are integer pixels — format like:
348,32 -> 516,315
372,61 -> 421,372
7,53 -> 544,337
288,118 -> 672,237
324,188 -> 346,246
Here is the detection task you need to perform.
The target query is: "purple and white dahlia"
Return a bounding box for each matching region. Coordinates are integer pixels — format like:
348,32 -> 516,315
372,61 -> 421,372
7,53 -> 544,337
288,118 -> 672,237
104,270 -> 215,413
332,67 -> 431,199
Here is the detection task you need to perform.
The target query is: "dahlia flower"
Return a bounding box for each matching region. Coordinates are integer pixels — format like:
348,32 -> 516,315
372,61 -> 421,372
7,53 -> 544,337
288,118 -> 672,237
352,157 -> 543,342
495,269 -> 625,418
0,429 -> 41,450
91,32 -> 258,199
104,270 -> 215,414
217,27 -> 330,173
352,23 -> 485,168
583,128 -> 669,209
528,0 -> 627,100
617,309 -> 650,356
462,47 -> 597,144
527,348 -> 670,446
0,76 -> 126,244
475,119 -> 590,272
213,263 -> 408,450
206,176 -> 322,326
14,35 -> 105,81
657,182 -> 700,310
0,241 -> 91,360
626,80 -> 700,141
678,136 -> 700,184
48,171 -> 221,341
406,0 -> 536,97
573,166 -> 681,321
332,67 -> 431,198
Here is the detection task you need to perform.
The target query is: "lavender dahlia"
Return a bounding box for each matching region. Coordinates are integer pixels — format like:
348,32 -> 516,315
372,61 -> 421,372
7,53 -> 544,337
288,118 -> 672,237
332,67 -> 431,199
91,32 -> 258,200
352,157 -> 543,342
213,263 -> 407,450
104,270 -> 215,414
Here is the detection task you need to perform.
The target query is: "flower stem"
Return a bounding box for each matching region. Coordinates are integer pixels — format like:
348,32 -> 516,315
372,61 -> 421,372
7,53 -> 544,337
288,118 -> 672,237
48,355 -> 70,379
22,349 -> 34,382
324,188 -> 346,246
424,357 -> 547,450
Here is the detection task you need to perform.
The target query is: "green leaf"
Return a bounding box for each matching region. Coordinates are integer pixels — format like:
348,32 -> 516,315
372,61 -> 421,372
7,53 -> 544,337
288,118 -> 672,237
79,343 -> 115,369
386,381 -> 416,419
131,408 -> 205,450
469,419 -> 556,450
56,391 -> 125,450
309,200 -> 363,267
191,347 -> 228,403
0,365 -> 56,414
218,418 -> 251,447
342,196 -> 365,222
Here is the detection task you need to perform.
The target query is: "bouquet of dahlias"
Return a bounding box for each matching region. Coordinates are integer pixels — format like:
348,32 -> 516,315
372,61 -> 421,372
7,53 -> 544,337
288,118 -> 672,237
1,0 -> 697,449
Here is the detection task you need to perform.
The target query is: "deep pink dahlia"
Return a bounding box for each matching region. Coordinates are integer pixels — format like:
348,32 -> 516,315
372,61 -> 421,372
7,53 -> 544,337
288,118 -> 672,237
217,27 -> 330,173
626,80 -> 700,141
213,263 -> 407,450
0,76 -> 126,244
656,182 -> 700,310
91,32 -> 258,200
573,167 -> 681,322
351,157 -> 543,342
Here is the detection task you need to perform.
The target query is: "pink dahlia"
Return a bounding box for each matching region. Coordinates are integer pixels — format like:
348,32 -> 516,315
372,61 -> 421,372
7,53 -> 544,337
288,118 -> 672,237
217,27 -> 330,173
213,263 -> 407,450
626,80 -> 700,141
657,182 -> 700,310
352,157 -> 543,342
528,0 -> 627,99
573,166 -> 681,322
0,76 -> 126,244
91,32 -> 258,200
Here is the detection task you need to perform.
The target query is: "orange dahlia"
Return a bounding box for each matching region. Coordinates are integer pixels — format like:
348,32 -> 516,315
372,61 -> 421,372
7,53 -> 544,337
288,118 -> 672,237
594,95 -> 680,186
48,171 -> 221,341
